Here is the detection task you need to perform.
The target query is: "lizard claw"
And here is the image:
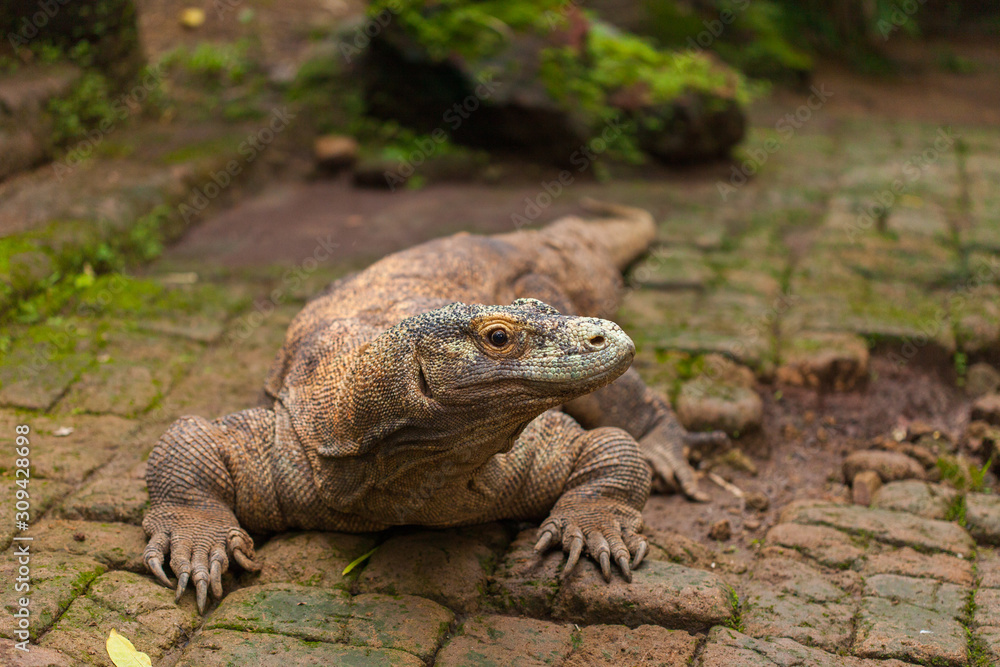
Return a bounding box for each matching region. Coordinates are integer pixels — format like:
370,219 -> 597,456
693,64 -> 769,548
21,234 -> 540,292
175,572 -> 190,603
143,504 -> 260,613
641,422 -> 714,502
195,578 -> 209,614
537,497 -> 646,583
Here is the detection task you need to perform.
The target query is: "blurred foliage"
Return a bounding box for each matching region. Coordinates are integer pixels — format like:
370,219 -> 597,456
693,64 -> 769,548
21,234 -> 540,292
0,0 -> 142,82
46,71 -> 116,146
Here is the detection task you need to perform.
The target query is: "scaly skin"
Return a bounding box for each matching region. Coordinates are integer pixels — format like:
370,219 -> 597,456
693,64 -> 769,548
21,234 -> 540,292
143,201 -> 723,612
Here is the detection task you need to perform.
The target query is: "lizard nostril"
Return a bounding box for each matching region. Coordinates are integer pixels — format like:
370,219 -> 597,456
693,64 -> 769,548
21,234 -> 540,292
589,335 -> 606,348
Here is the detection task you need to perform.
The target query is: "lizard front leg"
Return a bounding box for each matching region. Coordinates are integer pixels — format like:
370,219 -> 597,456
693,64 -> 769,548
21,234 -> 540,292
143,407 -> 287,612
563,368 -> 727,501
450,410 -> 652,582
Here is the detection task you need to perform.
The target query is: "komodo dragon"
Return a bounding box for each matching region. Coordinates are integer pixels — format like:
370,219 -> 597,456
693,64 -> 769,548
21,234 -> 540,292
142,200 -> 725,612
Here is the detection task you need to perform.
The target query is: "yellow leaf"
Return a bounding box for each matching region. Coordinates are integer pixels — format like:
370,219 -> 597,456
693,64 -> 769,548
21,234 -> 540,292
106,629 -> 152,667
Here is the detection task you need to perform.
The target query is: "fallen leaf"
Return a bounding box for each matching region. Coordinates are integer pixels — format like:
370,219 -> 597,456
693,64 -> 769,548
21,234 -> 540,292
342,546 -> 379,576
106,629 -> 152,667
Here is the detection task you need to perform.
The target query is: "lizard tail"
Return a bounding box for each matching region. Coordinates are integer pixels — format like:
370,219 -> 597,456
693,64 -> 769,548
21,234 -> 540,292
576,198 -> 657,271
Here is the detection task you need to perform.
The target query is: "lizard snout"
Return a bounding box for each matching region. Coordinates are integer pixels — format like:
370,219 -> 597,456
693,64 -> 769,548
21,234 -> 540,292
578,320 -> 634,358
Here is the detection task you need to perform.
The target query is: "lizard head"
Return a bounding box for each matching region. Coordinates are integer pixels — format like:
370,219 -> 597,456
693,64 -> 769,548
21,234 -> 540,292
345,298 -> 635,456
410,298 -> 635,410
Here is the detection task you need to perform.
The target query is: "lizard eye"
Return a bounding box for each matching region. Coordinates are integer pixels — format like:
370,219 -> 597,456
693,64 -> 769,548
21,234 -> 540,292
487,328 -> 510,348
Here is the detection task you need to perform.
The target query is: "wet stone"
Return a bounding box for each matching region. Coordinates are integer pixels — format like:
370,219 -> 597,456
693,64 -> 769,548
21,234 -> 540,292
780,501 -> 975,556
740,586 -> 854,652
553,559 -> 733,630
863,574 -> 967,619
853,596 -> 967,666
488,528 -> 563,618
39,571 -> 200,666
356,529 -> 500,613
434,615 -> 573,667
253,531 -> 379,590
698,626 -> 917,667
965,492 -> 1000,545
0,553 -> 106,640
764,522 -> 864,569
872,481 -> 956,520
563,624 -> 699,667
862,546 -> 974,586
175,628 -> 424,667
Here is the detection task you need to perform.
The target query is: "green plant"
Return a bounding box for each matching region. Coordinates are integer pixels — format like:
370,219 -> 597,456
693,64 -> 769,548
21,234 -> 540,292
46,71 -> 115,146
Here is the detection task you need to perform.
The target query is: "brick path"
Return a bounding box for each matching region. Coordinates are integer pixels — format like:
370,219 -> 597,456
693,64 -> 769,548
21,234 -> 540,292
2,109 -> 1000,665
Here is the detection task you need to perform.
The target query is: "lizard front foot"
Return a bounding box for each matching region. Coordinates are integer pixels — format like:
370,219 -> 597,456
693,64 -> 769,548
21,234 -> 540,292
533,497 -> 647,582
143,504 -> 261,613
641,421 -> 729,502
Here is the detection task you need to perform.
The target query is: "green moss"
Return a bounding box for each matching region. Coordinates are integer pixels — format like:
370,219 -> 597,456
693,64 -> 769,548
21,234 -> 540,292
47,71 -> 116,147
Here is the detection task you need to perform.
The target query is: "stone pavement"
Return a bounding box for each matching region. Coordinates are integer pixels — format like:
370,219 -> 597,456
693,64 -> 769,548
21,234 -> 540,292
2,108 -> 1000,665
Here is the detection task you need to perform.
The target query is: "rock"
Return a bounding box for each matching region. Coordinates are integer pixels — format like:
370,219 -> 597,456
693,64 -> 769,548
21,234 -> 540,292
777,332 -> 869,392
765,523 -> 863,569
863,546 -> 973,587
435,616 -> 572,667
966,362 -> 1000,397
554,559 -> 733,630
700,626 -> 917,667
28,519 -> 147,572
708,448 -> 758,476
742,587 -> 855,651
749,556 -> 848,603
966,493 -> 1000,545
843,450 -> 926,484
489,528 -> 563,617
709,519 -> 732,541
563,624 -> 699,666
852,470 -> 882,506
254,531 -> 379,590
676,380 -> 762,434
0,553 -> 106,640
313,134 -> 359,173
872,480 -> 957,520
745,491 -> 769,512
358,13 -> 746,164
356,528 -> 504,613
853,596 -> 967,665
176,629 -> 424,667
0,639 -> 72,666
972,393 -> 1000,425
780,501 -> 975,556
863,573 -> 968,619
40,571 -> 200,665
964,420 -> 1000,456
56,460 -> 149,525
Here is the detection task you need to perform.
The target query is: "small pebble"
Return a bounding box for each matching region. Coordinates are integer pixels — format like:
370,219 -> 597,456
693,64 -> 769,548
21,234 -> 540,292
709,519 -> 732,541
